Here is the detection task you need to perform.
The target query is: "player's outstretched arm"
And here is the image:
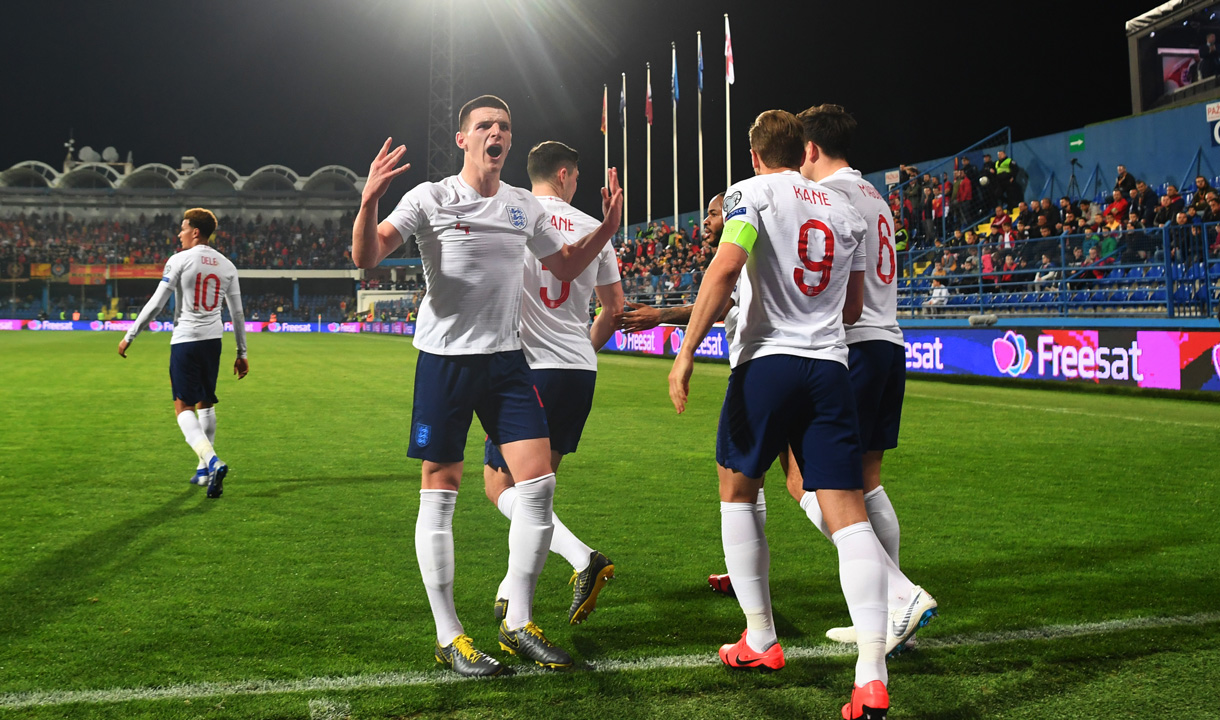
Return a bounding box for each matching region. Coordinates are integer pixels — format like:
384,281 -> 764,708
540,168 -> 624,281
225,280 -> 250,379
119,280 -> 174,357
668,243 -> 746,414
352,138 -> 410,269
590,281 -> 625,351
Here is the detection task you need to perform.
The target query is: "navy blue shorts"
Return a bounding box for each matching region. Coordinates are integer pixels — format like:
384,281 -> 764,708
169,339 -> 222,406
408,350 -> 549,463
716,354 -> 862,491
848,340 -> 906,452
485,368 -> 597,470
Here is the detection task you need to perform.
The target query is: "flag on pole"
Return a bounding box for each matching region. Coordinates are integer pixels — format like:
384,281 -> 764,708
601,86 -> 607,135
646,72 -> 653,125
671,45 -> 679,105
725,15 -> 735,85
619,81 -> 627,128
697,33 -> 703,93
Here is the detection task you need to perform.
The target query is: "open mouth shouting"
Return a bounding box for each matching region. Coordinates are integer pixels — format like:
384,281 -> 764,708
486,144 -> 504,159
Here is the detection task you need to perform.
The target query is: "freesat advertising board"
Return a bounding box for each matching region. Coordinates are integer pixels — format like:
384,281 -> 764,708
603,325 -> 730,360
903,328 -> 1220,392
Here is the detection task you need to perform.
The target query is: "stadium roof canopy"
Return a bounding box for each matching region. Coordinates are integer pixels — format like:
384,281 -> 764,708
1126,0 -> 1204,35
0,159 -> 364,194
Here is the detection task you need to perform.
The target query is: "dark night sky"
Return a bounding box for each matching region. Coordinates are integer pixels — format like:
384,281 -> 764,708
5,0 -> 1158,222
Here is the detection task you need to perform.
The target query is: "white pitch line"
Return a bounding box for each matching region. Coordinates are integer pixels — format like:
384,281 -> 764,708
1,611 -> 1217,710
906,392 -> 1218,429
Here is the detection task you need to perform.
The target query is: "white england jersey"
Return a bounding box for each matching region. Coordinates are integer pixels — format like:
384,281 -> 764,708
721,170 -> 867,368
386,175 -> 566,355
820,167 -> 903,347
519,196 -> 620,371
124,244 -> 247,356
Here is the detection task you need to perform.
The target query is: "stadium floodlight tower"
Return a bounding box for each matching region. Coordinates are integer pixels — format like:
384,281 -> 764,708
426,0 -> 465,183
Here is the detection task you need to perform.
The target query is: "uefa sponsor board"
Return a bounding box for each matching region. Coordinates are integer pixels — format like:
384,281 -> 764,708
603,325 -> 730,360
903,328 -> 1220,392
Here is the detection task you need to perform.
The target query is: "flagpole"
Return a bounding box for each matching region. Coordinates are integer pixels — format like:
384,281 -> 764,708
725,14 -> 732,189
672,42 -> 678,233
622,73 -> 628,240
697,31 -> 705,221
646,62 -> 652,224
603,84 -> 609,187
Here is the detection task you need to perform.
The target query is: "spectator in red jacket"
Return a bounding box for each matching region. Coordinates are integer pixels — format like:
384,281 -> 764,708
1104,189 -> 1129,225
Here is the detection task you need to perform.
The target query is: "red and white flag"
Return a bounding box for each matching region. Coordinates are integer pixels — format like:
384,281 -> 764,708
646,73 -> 653,125
725,15 -> 735,85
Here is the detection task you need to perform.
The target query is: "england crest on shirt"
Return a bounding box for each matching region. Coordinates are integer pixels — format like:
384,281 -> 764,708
507,205 -> 528,230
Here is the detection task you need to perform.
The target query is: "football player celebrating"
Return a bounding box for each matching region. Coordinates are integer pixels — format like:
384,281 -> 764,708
118,208 -> 248,500
483,141 -> 624,627
352,96 -> 622,677
668,110 -> 893,719
790,104 -> 937,662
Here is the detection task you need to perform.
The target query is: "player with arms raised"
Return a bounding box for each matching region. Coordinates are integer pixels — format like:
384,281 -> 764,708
118,208 -> 248,500
791,104 -> 938,659
483,141 -> 624,627
352,96 -> 622,677
668,110 -> 893,719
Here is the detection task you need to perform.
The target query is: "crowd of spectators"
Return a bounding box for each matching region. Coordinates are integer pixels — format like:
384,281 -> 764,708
910,166 -> 1220,303
0,211 -> 358,269
616,219 -> 715,304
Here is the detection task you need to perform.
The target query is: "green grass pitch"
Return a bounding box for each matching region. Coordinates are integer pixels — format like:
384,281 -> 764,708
1,332 -> 1218,719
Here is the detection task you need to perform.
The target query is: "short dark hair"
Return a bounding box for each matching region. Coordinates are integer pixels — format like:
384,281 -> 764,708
796,103 -> 856,161
527,141 -> 579,184
458,95 -> 511,133
184,208 -> 217,241
747,109 -> 804,170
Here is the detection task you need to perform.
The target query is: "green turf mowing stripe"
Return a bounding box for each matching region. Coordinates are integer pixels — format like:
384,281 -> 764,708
2,611 -> 1215,710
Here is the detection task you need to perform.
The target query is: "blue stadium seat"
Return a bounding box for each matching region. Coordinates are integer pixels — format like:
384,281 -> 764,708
1146,265 -> 1165,279
1210,262 -> 1220,278
1089,290 -> 1108,303
1071,291 -> 1088,305
1172,264 -> 1186,280
1151,288 -> 1168,303
1130,289 -> 1149,303
1125,266 -> 1146,280
1173,287 -> 1190,305
1105,268 -> 1125,286
1021,293 -> 1037,307
1110,290 -> 1129,303
963,294 -> 979,307
1187,263 -> 1206,281
1037,292 -> 1054,305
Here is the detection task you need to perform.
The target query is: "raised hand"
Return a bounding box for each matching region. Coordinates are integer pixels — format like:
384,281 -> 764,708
601,167 -> 624,229
362,137 -> 411,205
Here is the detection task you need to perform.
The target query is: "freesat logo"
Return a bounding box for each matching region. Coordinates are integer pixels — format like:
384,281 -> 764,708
992,330 -> 1032,377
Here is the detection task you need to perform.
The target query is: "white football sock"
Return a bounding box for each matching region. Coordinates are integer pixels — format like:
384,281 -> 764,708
755,487 -> 767,527
495,483 -> 594,577
494,488 -> 518,600
176,411 -> 217,466
721,501 -> 775,652
504,474 -> 556,630
415,489 -> 464,645
832,521 -> 888,688
864,485 -> 901,566
196,407 -> 216,469
798,491 -> 834,542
